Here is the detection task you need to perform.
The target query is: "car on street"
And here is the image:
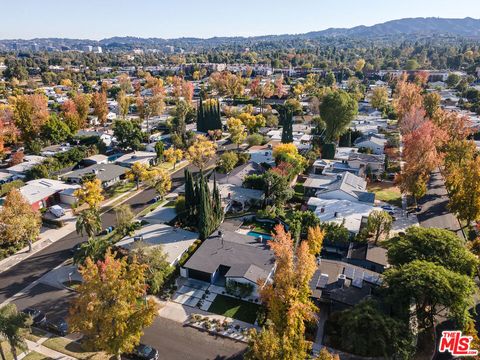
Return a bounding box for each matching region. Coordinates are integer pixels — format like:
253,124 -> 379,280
22,308 -> 46,326
125,344 -> 159,360
46,317 -> 68,336
381,205 -> 396,212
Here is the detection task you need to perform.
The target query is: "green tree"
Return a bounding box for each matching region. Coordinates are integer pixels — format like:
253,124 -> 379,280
423,92 -> 441,118
0,304 -> 31,360
73,236 -> 110,265
366,210 -> 392,244
217,151 -> 238,173
154,141 -> 164,162
69,249 -> 158,360
114,204 -> 134,236
76,208 -> 101,239
41,114 -> 72,144
280,107 -> 293,144
386,227 -> 478,276
446,73 -> 461,88
113,119 -> 144,151
246,133 -> 264,147
370,86 -> 388,111
384,260 -> 476,329
320,90 -> 358,142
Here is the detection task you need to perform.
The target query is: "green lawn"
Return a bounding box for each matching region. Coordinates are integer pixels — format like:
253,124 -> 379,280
294,183 -> 304,197
368,183 -> 402,207
25,327 -> 49,342
23,351 -> 53,360
42,337 -> 111,360
208,294 -> 260,324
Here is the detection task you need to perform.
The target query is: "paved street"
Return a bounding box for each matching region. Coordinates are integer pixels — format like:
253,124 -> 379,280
417,169 -> 464,238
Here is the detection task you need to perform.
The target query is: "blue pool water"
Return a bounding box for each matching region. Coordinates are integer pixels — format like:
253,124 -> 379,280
247,231 -> 273,240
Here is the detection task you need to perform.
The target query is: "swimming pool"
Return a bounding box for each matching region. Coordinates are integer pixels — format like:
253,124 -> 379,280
247,231 -> 273,240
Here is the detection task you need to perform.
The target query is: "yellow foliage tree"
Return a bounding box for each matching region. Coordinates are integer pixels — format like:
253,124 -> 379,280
186,135 -> 217,171
126,162 -> 149,190
226,117 -> 247,149
68,249 -> 158,360
74,178 -> 104,209
164,147 -> 183,169
143,167 -> 172,199
306,225 -> 324,255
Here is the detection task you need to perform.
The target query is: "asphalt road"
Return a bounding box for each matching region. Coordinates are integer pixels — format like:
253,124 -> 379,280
417,168 -> 464,238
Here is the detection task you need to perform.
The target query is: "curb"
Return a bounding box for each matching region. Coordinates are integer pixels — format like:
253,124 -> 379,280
184,323 -> 249,344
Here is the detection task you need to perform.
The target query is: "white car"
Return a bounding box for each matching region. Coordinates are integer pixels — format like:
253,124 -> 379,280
49,205 -> 65,218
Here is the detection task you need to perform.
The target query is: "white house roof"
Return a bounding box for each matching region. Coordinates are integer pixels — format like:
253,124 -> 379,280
115,151 -> 156,166
308,197 -> 381,233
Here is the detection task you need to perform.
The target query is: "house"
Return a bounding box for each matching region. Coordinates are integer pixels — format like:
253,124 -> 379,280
247,145 -> 275,166
304,172 -> 375,204
82,154 -> 109,166
214,162 -> 266,187
117,223 -> 198,266
6,155 -> 46,177
346,243 -> 388,273
307,197 -> 380,234
17,179 -> 79,211
310,259 -> 382,311
62,163 -> 128,188
354,135 -> 387,155
347,153 -> 385,177
181,231 -> 275,296
115,151 -> 157,168
208,182 -> 264,212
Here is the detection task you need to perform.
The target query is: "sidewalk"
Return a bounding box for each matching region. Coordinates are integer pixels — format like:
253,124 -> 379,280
24,339 -> 77,360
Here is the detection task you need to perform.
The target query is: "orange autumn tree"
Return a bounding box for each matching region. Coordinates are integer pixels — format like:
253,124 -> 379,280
92,91 -> 109,126
69,249 -> 157,360
247,225 -> 317,360
393,74 -> 424,130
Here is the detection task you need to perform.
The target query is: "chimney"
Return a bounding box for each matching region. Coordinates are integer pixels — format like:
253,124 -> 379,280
337,274 -> 346,288
334,211 -> 338,218
320,207 -> 325,213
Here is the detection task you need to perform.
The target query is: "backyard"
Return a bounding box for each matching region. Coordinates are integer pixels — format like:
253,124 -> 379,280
367,182 -> 402,207
208,294 -> 260,324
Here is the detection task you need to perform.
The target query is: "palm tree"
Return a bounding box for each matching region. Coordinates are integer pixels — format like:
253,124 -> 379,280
76,208 -> 102,239
73,237 -> 110,265
0,304 -> 31,360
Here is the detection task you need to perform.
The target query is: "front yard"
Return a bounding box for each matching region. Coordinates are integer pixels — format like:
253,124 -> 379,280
208,294 -> 260,324
42,337 -> 111,360
368,182 -> 402,207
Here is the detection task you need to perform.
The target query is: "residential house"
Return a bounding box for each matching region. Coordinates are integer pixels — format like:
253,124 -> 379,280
307,197 -> 380,234
346,243 -> 388,273
62,163 -> 128,188
181,231 -> 275,296
304,172 -> 375,204
115,151 -> 157,168
17,179 -> 79,211
310,259 -> 382,312
247,145 -> 275,166
347,153 -> 385,178
214,162 -> 266,187
117,223 -> 198,266
208,182 -> 264,213
6,155 -> 46,178
354,134 -> 387,155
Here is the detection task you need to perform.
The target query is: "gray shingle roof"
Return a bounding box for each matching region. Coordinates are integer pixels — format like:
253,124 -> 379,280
63,163 -> 128,183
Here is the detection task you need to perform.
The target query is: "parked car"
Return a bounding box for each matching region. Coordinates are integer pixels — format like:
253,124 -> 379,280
46,318 -> 68,336
125,344 -> 159,360
49,205 -> 66,218
22,308 -> 46,326
381,205 -> 396,212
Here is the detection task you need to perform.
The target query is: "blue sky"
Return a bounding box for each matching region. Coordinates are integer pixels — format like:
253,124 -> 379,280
2,0 -> 478,40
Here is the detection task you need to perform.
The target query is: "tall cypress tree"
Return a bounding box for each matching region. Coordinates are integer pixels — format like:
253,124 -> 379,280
184,169 -> 196,225
281,107 -> 293,143
198,174 -> 213,240
197,97 -> 205,132
212,174 -> 224,226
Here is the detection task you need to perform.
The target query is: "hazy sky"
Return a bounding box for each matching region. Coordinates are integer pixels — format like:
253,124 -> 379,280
2,0 -> 478,40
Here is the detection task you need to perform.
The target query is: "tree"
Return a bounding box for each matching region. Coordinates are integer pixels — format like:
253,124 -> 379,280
446,73 -> 461,88
386,227 -> 478,276
319,90 -> 358,142
217,151 -> 238,173
186,135 -> 217,171
114,204 -> 134,236
280,108 -> 293,144
76,208 -> 101,239
61,100 -> 81,132
92,91 -> 109,125
73,236 -> 110,265
366,210 -> 392,244
154,141 -> 164,162
69,249 -> 158,360
446,157 -> 480,229
12,94 -> 49,145
306,225 -> 324,255
163,147 -> 183,169
393,75 -> 424,123
126,162 -> 148,190
133,243 -> 174,294
226,117 -> 246,149
383,260 -> 476,330
0,304 -> 31,360
320,222 -> 351,246
261,170 -> 294,207
113,119 -> 144,151
117,90 -> 130,119
248,225 -> 317,360
143,167 -> 172,199
72,93 -> 91,129
423,92 -> 441,119
74,178 -> 104,209
314,348 -> 340,360
197,98 -> 222,133
247,133 -> 264,147
328,300 -> 414,358
0,189 -> 41,249
238,113 -> 266,134
370,86 -> 388,110
41,114 -> 72,144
